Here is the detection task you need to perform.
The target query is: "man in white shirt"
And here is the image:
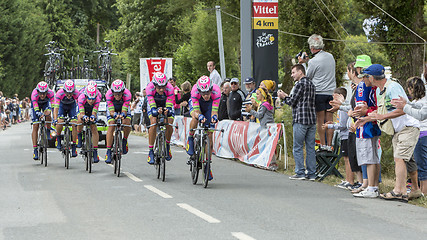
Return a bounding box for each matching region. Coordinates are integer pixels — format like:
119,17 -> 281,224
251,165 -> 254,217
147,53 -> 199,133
207,61 -> 222,86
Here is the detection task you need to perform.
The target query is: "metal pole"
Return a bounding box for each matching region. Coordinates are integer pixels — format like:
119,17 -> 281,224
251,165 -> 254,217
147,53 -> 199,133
240,0 -> 252,91
215,6 -> 226,80
97,23 -> 100,45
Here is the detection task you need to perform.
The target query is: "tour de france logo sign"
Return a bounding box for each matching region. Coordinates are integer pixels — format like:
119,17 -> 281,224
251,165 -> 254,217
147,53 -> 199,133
256,32 -> 275,48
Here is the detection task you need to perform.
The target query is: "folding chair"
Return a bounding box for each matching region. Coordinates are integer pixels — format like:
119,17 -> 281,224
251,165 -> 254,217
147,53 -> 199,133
315,131 -> 343,181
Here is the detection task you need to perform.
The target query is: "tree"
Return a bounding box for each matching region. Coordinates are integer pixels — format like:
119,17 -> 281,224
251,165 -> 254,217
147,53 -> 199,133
343,34 -> 390,66
354,0 -> 426,83
0,0 -> 51,97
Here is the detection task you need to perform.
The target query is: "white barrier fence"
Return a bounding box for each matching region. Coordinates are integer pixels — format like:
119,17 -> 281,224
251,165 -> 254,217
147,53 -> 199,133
171,116 -> 286,170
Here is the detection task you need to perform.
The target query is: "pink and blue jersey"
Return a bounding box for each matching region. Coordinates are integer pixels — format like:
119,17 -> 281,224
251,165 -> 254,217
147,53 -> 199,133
146,82 -> 174,110
190,83 -> 221,114
53,88 -> 80,108
105,88 -> 132,112
78,90 -> 101,115
31,88 -> 55,111
355,81 -> 381,138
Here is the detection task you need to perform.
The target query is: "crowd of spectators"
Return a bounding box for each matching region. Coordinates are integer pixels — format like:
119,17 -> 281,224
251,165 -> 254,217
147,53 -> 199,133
0,92 -> 31,130
128,42 -> 427,202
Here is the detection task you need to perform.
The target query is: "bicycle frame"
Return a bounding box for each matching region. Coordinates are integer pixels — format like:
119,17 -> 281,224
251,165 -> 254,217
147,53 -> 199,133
33,117 -> 52,167
108,117 -> 131,177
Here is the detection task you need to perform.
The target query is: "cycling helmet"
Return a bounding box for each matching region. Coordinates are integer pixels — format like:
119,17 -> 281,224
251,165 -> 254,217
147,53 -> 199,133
152,72 -> 167,87
85,85 -> 98,99
88,80 -> 97,88
111,79 -> 125,93
63,80 -> 75,93
36,81 -> 49,93
196,75 -> 212,93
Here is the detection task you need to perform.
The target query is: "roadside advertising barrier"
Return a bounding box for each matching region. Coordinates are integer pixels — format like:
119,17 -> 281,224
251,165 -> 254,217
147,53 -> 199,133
171,116 -> 285,170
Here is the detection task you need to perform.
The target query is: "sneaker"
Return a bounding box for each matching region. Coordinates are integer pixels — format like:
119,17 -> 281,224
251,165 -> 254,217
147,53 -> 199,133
335,181 -> 352,189
289,174 -> 306,180
348,182 -> 362,190
147,149 -> 155,165
186,136 -> 194,156
351,186 -> 366,193
56,137 -> 62,150
33,148 -> 39,160
93,149 -> 99,163
105,149 -> 112,164
71,144 -> 77,157
408,189 -> 424,200
77,133 -> 82,148
122,138 -> 128,154
166,144 -> 172,161
353,189 -> 379,198
306,176 -> 316,181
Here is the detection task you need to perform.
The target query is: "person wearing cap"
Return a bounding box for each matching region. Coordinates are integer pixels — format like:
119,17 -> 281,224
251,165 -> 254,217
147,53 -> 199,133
227,78 -> 246,120
349,62 -> 382,198
355,64 -> 420,202
207,61 -> 222,87
298,34 -> 336,150
242,77 -> 256,121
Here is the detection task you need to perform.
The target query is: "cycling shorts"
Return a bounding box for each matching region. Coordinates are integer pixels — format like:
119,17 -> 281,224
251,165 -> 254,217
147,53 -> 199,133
147,100 -> 174,119
31,102 -> 51,122
58,102 -> 77,120
189,99 -> 214,128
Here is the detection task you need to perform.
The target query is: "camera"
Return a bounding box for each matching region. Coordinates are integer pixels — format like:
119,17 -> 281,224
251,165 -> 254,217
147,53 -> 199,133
295,51 -> 308,60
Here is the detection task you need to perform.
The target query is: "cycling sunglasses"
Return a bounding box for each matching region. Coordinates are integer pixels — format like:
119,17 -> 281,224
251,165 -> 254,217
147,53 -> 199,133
87,96 -> 96,100
201,91 -> 211,96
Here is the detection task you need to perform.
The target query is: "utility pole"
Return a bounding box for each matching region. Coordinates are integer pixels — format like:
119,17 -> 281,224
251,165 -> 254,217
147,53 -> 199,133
240,0 -> 252,91
215,6 -> 226,80
97,23 -> 100,45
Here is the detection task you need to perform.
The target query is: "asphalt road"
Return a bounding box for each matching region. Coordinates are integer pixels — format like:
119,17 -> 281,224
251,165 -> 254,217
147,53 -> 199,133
1,122 -> 427,240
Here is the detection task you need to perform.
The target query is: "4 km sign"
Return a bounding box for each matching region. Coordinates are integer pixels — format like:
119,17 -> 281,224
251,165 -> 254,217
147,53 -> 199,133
252,0 -> 278,30
252,0 -> 278,87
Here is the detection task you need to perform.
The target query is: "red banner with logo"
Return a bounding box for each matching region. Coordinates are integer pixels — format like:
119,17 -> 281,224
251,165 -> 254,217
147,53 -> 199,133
146,59 -> 166,82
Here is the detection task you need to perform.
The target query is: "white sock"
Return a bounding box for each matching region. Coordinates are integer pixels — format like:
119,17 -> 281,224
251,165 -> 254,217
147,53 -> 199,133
367,186 -> 378,192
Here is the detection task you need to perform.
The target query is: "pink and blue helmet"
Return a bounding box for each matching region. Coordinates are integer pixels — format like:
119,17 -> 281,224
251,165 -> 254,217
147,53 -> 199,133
88,80 -> 97,88
152,72 -> 167,87
111,79 -> 125,93
63,80 -> 75,93
36,81 -> 49,93
85,85 -> 97,99
196,75 -> 212,93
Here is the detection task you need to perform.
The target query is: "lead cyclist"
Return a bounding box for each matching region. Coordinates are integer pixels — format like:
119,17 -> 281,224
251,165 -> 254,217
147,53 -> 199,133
30,81 -> 55,160
186,76 -> 221,181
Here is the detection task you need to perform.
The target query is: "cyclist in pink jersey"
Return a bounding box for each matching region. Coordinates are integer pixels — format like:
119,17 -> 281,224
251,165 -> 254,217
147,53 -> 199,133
76,83 -> 101,162
53,80 -> 80,157
104,79 -> 132,163
146,72 -> 175,164
31,81 -> 55,160
186,76 -> 220,180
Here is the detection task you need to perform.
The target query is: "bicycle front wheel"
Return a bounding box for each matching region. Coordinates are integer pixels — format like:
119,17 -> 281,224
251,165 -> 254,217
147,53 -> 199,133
160,135 -> 166,182
41,126 -> 48,167
64,127 -> 70,169
87,128 -> 93,173
202,136 -> 211,188
114,130 -> 122,177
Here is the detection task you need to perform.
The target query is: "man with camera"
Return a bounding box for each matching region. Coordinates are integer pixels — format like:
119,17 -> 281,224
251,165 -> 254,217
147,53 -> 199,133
298,34 -> 336,151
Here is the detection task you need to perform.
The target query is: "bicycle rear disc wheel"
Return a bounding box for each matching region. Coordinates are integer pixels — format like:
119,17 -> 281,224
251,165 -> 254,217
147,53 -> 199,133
202,137 -> 211,188
191,154 -> 199,185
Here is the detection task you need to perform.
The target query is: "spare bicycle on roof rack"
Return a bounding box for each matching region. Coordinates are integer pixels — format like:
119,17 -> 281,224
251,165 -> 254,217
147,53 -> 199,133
93,40 -> 118,84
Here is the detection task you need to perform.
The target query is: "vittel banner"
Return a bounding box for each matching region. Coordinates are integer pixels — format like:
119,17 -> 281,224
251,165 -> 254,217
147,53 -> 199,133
140,58 -> 173,91
252,0 -> 278,87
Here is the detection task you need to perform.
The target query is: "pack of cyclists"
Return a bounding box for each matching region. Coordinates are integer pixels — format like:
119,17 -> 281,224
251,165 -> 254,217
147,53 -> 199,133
30,73 -> 219,180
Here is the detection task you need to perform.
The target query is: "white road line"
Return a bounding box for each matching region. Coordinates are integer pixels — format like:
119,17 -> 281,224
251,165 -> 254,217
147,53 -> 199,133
177,203 -> 220,223
133,151 -> 148,154
123,172 -> 143,182
144,185 -> 173,199
231,232 -> 256,240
